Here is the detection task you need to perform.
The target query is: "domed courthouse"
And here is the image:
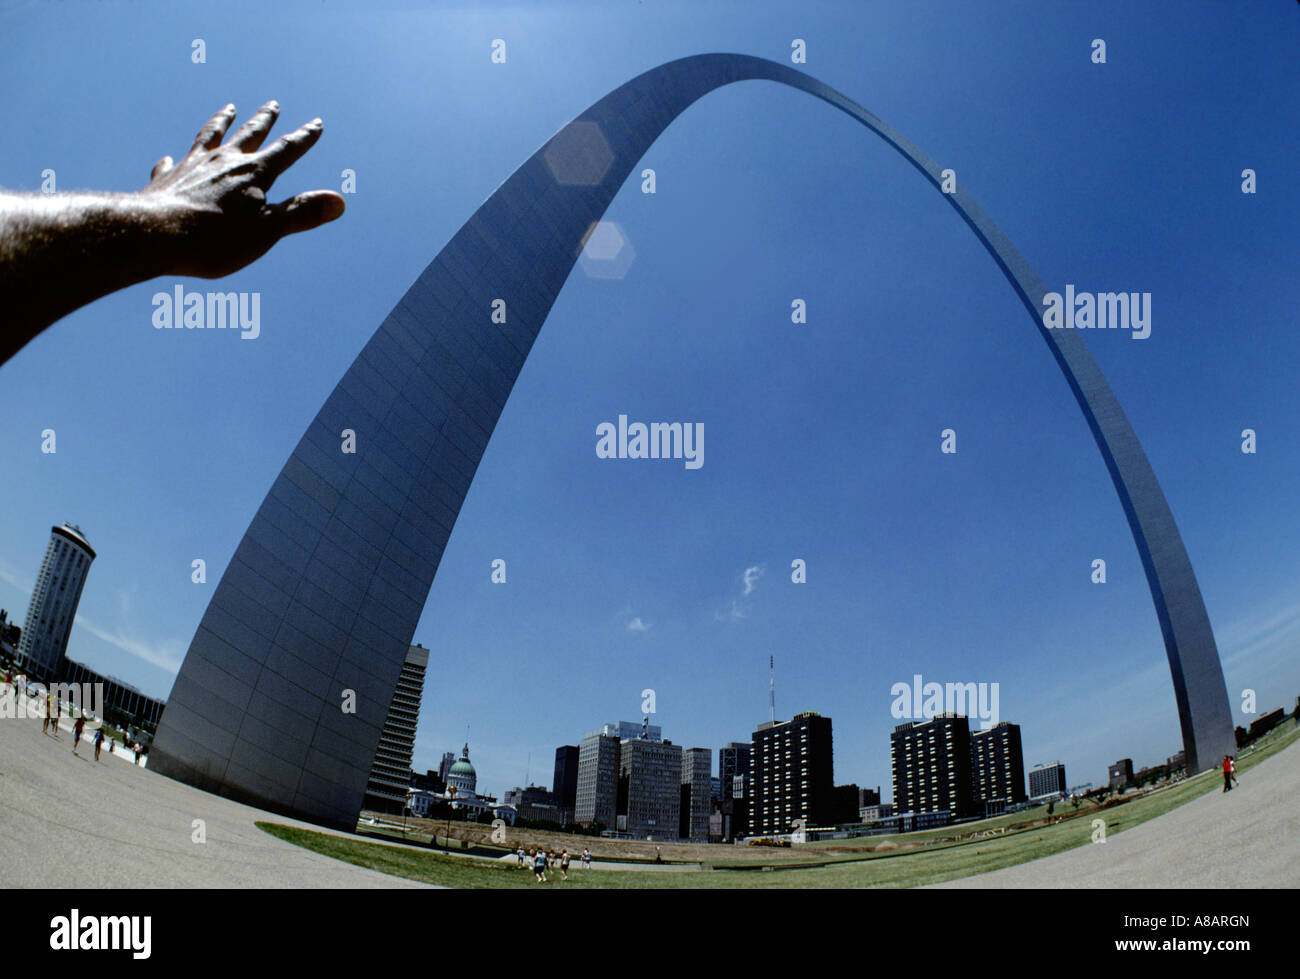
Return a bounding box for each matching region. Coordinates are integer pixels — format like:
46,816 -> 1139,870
409,743 -> 501,819
446,745 -> 478,798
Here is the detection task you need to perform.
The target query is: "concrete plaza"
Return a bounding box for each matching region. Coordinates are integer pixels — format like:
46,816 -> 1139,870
938,731 -> 1300,888
0,691 -> 430,888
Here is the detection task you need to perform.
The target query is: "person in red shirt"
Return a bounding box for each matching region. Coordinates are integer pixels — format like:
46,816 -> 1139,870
1222,755 -> 1235,792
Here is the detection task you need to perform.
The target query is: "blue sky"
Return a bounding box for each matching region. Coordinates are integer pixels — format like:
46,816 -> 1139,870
1,0 -> 1297,801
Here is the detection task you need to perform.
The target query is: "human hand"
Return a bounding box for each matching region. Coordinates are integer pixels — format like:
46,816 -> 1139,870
140,101 -> 345,277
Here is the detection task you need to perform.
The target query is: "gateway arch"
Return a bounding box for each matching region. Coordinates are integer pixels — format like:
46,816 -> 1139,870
150,54 -> 1235,828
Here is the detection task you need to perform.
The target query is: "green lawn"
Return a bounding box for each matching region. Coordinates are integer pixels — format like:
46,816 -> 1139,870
258,722 -> 1298,888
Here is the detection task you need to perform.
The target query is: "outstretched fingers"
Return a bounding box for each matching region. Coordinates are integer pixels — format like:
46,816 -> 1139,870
190,103 -> 237,155
228,100 -> 281,151
256,118 -> 325,183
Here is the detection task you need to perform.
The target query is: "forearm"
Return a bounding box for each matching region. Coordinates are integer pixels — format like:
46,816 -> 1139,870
0,103 -> 342,367
0,191 -> 180,361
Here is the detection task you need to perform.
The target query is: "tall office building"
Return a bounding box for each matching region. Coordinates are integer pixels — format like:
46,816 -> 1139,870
890,712 -> 976,819
438,751 -> 456,782
680,747 -> 712,842
750,711 -> 835,836
715,741 -> 753,841
553,744 -> 579,821
575,729 -> 621,829
1027,762 -> 1067,800
16,524 -> 95,679
362,643 -> 429,814
617,737 -> 682,841
970,721 -> 1027,813
719,741 -> 752,801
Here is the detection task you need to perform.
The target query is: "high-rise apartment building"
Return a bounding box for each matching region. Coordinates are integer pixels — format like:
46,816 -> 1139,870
362,643 -> 429,814
16,524 -> 95,679
750,711 -> 835,836
890,712 -> 976,819
970,721 -> 1027,813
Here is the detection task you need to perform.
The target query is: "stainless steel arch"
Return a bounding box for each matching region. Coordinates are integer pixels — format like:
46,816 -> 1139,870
151,54 -> 1234,827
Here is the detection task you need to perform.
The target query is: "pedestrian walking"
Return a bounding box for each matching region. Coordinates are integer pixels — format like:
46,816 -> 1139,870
72,716 -> 85,754
533,848 -> 548,883
1222,755 -> 1234,792
581,847 -> 591,869
93,727 -> 105,761
132,742 -> 141,764
516,846 -> 526,867
43,693 -> 52,735
560,849 -> 570,881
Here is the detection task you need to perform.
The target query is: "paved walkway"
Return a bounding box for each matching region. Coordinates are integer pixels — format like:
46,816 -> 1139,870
0,688 -> 431,888
936,733 -> 1300,888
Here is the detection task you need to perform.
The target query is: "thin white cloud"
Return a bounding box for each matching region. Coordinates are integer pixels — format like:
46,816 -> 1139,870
0,557 -> 32,596
717,565 -> 765,621
76,618 -> 185,675
627,617 -> 649,632
1219,598 -> 1300,668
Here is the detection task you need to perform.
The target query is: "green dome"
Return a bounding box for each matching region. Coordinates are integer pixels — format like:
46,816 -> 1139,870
450,757 -> 476,777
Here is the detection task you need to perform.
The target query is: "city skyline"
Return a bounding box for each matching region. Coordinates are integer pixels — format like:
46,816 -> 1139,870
0,521 -> 1291,804
2,2 -> 1297,806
